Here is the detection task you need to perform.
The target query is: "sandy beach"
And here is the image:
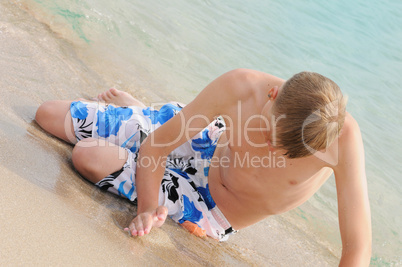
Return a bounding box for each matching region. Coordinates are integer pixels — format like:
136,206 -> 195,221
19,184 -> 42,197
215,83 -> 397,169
0,2 -> 343,266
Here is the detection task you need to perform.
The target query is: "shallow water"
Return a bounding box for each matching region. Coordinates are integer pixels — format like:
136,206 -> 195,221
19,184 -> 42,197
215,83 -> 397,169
1,0 -> 401,265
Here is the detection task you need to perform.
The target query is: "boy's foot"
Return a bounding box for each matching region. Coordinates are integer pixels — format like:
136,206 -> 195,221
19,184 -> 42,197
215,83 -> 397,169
97,88 -> 146,107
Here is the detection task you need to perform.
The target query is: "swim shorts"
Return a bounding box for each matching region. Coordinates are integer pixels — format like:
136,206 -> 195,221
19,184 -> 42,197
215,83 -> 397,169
70,100 -> 236,241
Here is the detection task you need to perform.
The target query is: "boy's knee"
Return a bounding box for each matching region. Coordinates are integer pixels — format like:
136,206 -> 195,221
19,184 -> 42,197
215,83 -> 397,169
72,139 -> 102,182
35,101 -> 54,127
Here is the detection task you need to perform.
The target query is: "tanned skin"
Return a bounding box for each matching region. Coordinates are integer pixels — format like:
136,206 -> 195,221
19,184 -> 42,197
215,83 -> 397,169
35,69 -> 371,266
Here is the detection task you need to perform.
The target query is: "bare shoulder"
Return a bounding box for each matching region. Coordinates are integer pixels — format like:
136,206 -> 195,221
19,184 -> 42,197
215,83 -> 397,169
333,112 -> 365,177
338,112 -> 363,152
214,69 -> 285,101
180,69 -> 284,122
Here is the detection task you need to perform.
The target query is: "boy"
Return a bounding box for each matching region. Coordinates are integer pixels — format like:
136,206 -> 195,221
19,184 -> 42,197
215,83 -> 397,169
35,69 -> 371,266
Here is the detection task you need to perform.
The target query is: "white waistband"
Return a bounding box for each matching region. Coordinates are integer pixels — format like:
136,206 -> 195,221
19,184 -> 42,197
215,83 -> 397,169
210,206 -> 232,231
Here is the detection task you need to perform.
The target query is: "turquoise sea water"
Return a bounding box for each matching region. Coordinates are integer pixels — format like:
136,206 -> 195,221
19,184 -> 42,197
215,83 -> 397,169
14,0 -> 402,265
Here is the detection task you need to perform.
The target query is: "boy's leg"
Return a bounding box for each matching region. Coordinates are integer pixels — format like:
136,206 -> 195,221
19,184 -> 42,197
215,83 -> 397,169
72,138 -> 128,183
35,100 -> 77,144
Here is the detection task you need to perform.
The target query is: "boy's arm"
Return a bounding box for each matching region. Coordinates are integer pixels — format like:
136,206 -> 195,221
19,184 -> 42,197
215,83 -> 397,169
333,116 -> 372,266
126,69 -> 249,236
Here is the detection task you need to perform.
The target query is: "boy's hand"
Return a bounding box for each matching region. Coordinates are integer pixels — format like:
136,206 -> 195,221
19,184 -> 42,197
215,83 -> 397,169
124,206 -> 168,237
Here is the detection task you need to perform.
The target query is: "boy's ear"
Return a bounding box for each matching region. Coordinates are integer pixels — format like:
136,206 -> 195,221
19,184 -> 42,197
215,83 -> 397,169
268,86 -> 279,100
272,86 -> 279,99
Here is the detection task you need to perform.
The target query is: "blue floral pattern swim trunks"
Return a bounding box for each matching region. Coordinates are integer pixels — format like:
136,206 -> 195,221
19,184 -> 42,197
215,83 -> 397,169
70,101 -> 235,241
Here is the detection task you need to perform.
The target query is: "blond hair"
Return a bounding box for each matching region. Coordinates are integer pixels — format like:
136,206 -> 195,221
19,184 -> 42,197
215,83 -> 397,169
272,72 -> 347,158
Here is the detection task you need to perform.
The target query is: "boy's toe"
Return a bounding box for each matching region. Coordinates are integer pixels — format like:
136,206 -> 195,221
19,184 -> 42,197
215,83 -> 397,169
110,88 -> 119,96
105,91 -> 113,100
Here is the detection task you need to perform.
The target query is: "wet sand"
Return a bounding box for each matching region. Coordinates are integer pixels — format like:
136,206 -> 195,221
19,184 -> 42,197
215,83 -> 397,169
0,1 -> 340,265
